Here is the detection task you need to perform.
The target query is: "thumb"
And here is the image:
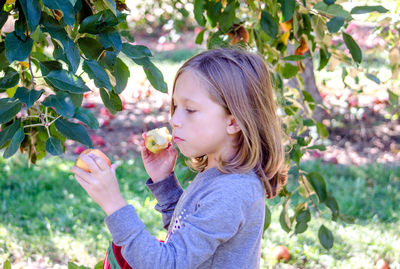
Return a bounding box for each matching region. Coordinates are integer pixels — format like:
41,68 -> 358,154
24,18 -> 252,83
111,163 -> 118,174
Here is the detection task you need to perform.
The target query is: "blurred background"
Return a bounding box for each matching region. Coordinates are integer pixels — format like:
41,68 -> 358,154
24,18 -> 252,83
0,0 -> 399,268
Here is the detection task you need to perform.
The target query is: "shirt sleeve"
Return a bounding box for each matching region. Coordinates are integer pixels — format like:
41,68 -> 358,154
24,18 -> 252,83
146,172 -> 183,229
105,177 -> 248,269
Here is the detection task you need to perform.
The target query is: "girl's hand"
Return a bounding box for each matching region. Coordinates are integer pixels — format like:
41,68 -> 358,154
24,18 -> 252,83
71,153 -> 127,216
140,132 -> 178,183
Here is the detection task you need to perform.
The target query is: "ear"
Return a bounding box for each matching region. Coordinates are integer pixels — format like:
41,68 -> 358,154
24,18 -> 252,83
226,115 -> 241,135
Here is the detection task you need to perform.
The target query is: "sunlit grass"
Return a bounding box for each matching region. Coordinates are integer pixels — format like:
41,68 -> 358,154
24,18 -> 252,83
0,154 -> 399,268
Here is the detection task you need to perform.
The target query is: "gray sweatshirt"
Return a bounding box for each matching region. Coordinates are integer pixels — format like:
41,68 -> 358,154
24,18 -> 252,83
105,166 -> 266,269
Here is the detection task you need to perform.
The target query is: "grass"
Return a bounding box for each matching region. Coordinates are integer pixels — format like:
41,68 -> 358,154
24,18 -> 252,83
0,154 -> 399,269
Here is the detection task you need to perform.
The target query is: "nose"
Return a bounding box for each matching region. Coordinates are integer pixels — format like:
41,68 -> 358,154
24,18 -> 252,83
169,111 -> 181,128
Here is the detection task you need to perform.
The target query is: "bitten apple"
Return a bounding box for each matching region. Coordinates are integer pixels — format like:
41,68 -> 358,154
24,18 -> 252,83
76,149 -> 111,172
144,127 -> 172,154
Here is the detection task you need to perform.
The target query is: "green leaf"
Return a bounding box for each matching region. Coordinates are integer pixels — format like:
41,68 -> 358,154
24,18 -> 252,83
303,118 -> 314,126
0,9 -> 8,30
306,171 -> 327,203
122,43 -> 152,59
350,5 -> 388,14
219,1 -> 237,33
318,47 -> 330,71
324,194 -> 339,221
0,99 -> 22,124
342,32 -> 362,64
365,73 -> 380,84
14,87 -> 44,108
282,55 -> 311,61
39,60 -> 63,76
206,1 -> 222,28
73,107 -> 99,129
42,91 -> 75,118
279,203 -> 291,233
94,261 -> 104,269
0,67 -> 19,90
79,10 -> 118,34
327,16 -> 344,33
278,0 -> 296,22
314,2 -> 350,19
99,88 -> 122,114
289,143 -> 302,164
69,93 -> 83,108
3,260 -> 11,269
19,0 -> 41,32
264,205 -> 271,231
388,89 -> 399,107
282,63 -> 298,79
54,118 -> 92,147
318,225 -> 334,250
0,118 -> 20,148
83,60 -> 112,91
77,37 -> 105,60
5,32 -> 33,62
316,122 -> 329,138
307,144 -> 326,151
42,0 -> 75,26
99,28 -> 122,52
3,128 -> 25,158
296,208 -> 311,223
294,221 -> 308,234
194,0 -> 206,27
143,62 -> 168,93
45,137 -> 63,155
113,58 -> 130,94
41,14 -> 80,72
46,70 -> 91,94
195,28 -> 206,45
302,90 -> 314,103
260,11 -> 278,39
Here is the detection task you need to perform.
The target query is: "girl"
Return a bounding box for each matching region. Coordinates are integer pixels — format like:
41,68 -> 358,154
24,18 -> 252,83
72,48 -> 288,268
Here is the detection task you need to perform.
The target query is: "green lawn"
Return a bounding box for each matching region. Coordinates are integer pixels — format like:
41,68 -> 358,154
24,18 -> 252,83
0,154 -> 399,268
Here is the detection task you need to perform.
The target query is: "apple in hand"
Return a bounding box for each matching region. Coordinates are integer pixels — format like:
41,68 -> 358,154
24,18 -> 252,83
76,149 -> 111,172
144,127 -> 172,154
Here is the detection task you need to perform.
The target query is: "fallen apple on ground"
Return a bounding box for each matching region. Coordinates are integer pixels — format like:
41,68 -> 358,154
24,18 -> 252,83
76,149 -> 111,172
272,245 -> 290,262
145,127 -> 172,154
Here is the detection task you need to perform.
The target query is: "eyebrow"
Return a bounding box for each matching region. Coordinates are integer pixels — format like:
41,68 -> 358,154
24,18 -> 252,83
172,97 -> 199,104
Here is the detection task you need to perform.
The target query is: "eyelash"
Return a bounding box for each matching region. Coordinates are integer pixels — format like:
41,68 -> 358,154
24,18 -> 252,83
173,105 -> 196,114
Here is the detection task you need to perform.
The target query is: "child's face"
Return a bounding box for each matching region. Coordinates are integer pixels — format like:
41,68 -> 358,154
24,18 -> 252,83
170,70 -> 237,167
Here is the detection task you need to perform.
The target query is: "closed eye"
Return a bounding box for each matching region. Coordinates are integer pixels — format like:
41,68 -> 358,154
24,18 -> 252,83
173,105 -> 196,114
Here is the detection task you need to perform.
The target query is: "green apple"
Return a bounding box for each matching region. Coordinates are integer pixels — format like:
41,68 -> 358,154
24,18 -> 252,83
145,127 -> 172,153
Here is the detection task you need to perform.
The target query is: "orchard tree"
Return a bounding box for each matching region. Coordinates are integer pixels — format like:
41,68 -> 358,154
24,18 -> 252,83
0,0 -> 168,162
0,0 -> 399,253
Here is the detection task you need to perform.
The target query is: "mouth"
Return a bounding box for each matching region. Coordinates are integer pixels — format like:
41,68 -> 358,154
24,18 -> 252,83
173,136 -> 184,142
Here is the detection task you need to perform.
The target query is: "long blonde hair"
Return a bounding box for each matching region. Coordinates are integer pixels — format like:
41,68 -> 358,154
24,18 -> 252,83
171,48 -> 288,199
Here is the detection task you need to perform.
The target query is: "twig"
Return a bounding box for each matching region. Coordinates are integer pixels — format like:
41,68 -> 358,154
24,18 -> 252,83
47,115 -> 62,126
29,55 -> 51,138
23,123 -> 45,128
300,173 -> 321,217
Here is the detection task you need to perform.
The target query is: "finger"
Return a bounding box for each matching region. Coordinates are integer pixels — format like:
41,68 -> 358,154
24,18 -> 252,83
75,174 -> 91,190
80,154 -> 101,173
90,154 -> 109,171
111,163 -> 118,175
72,165 -> 92,179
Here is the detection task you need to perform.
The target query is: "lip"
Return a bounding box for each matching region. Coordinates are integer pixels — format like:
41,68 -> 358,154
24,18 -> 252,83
173,136 -> 184,142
